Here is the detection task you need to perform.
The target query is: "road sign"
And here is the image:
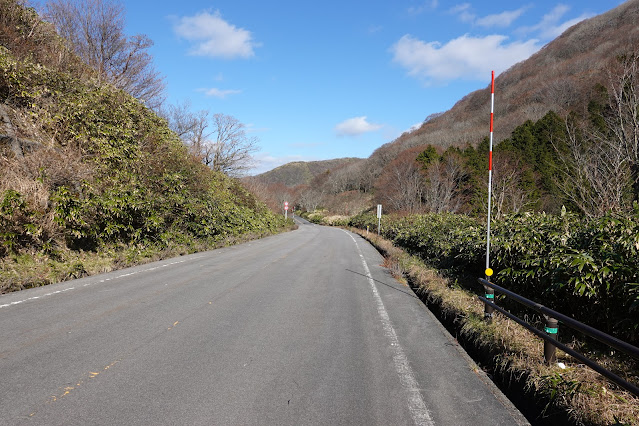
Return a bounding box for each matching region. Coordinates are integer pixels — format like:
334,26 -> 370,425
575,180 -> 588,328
377,204 -> 382,218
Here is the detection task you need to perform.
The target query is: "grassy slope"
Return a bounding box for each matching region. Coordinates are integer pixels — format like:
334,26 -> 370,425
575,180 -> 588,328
0,3 -> 290,292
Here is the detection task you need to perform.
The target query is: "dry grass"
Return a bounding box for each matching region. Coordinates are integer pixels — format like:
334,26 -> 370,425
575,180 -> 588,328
0,250 -> 112,293
322,215 -> 350,226
0,224 -> 297,294
0,146 -> 92,249
351,228 -> 639,426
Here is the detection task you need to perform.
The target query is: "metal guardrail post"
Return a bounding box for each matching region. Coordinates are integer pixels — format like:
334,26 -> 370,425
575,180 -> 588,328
544,316 -> 559,364
483,286 -> 494,322
478,277 -> 639,396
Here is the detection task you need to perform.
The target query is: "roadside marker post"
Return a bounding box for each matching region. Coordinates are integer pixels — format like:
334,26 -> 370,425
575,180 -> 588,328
484,71 -> 495,322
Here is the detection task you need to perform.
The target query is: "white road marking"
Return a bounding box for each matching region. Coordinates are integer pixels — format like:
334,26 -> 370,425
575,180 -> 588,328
0,256 -> 203,310
342,230 -> 435,426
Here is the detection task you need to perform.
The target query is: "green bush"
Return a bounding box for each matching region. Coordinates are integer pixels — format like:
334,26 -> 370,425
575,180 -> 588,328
0,190 -> 49,256
1,40 -> 287,260
349,210 -> 639,344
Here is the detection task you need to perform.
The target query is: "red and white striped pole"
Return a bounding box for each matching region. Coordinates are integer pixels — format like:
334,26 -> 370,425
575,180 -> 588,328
484,71 -> 495,319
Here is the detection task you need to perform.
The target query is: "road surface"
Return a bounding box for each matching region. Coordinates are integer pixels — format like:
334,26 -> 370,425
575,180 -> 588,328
0,219 -> 529,425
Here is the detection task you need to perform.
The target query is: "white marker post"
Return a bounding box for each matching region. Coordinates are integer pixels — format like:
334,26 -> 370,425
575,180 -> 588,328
284,201 -> 289,220
376,204 -> 382,235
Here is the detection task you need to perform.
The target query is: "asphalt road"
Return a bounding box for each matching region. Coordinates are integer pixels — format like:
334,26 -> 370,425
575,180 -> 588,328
0,219 -> 530,425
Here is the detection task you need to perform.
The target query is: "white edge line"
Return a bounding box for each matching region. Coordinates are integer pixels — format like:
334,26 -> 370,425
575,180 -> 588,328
342,229 -> 435,426
0,256 -> 203,310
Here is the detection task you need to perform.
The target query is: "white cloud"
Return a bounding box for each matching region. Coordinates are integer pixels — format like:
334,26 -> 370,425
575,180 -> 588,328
392,4 -> 594,84
173,10 -> 259,59
519,5 -> 593,40
535,4 -> 570,36
244,123 -> 270,133
407,122 -> 423,133
408,0 -> 439,15
335,116 -> 383,136
476,7 -> 527,28
449,4 -> 527,28
449,3 -> 475,23
199,87 -> 242,98
391,33 -> 540,83
545,14 -> 591,38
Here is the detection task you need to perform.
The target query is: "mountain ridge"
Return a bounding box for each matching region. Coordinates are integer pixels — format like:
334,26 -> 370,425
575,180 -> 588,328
376,0 -> 639,156
252,157 -> 363,187
257,0 -> 639,190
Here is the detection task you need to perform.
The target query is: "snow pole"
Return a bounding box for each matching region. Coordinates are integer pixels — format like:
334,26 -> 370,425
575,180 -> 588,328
484,71 -> 495,320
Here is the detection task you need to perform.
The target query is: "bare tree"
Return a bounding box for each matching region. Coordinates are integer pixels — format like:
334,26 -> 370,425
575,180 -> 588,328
326,163 -> 362,194
604,49 -> 639,188
298,186 -> 324,212
161,106 -> 257,176
271,184 -> 293,211
554,117 -> 632,218
240,176 -> 267,196
423,154 -> 465,213
375,152 -> 424,214
374,147 -> 465,214
491,152 -> 537,218
160,101 -> 210,160
206,113 -> 258,177
353,159 -> 376,193
160,101 -> 199,140
44,0 -> 165,109
184,111 -> 210,162
553,49 -> 639,217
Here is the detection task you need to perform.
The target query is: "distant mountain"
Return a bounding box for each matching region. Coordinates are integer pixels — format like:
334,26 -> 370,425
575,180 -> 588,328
254,2 -> 639,193
250,1 -> 639,215
377,0 -> 639,157
252,158 -> 363,187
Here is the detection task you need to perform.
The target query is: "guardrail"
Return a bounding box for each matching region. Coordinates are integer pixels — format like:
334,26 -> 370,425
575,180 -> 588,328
478,278 -> 639,397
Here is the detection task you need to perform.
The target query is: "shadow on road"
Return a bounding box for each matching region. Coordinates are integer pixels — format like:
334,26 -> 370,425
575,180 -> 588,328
346,269 -> 420,300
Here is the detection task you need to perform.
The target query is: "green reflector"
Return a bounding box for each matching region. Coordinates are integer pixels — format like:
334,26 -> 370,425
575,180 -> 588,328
545,327 -> 558,334
485,293 -> 494,299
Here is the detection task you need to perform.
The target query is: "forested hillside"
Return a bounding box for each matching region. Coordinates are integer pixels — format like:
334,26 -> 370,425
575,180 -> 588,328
0,0 -> 289,292
396,0 -> 639,153
253,0 -> 639,219
250,157 -> 363,187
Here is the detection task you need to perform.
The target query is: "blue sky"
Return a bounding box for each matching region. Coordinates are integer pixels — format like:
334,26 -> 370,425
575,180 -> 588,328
116,0 -> 624,174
